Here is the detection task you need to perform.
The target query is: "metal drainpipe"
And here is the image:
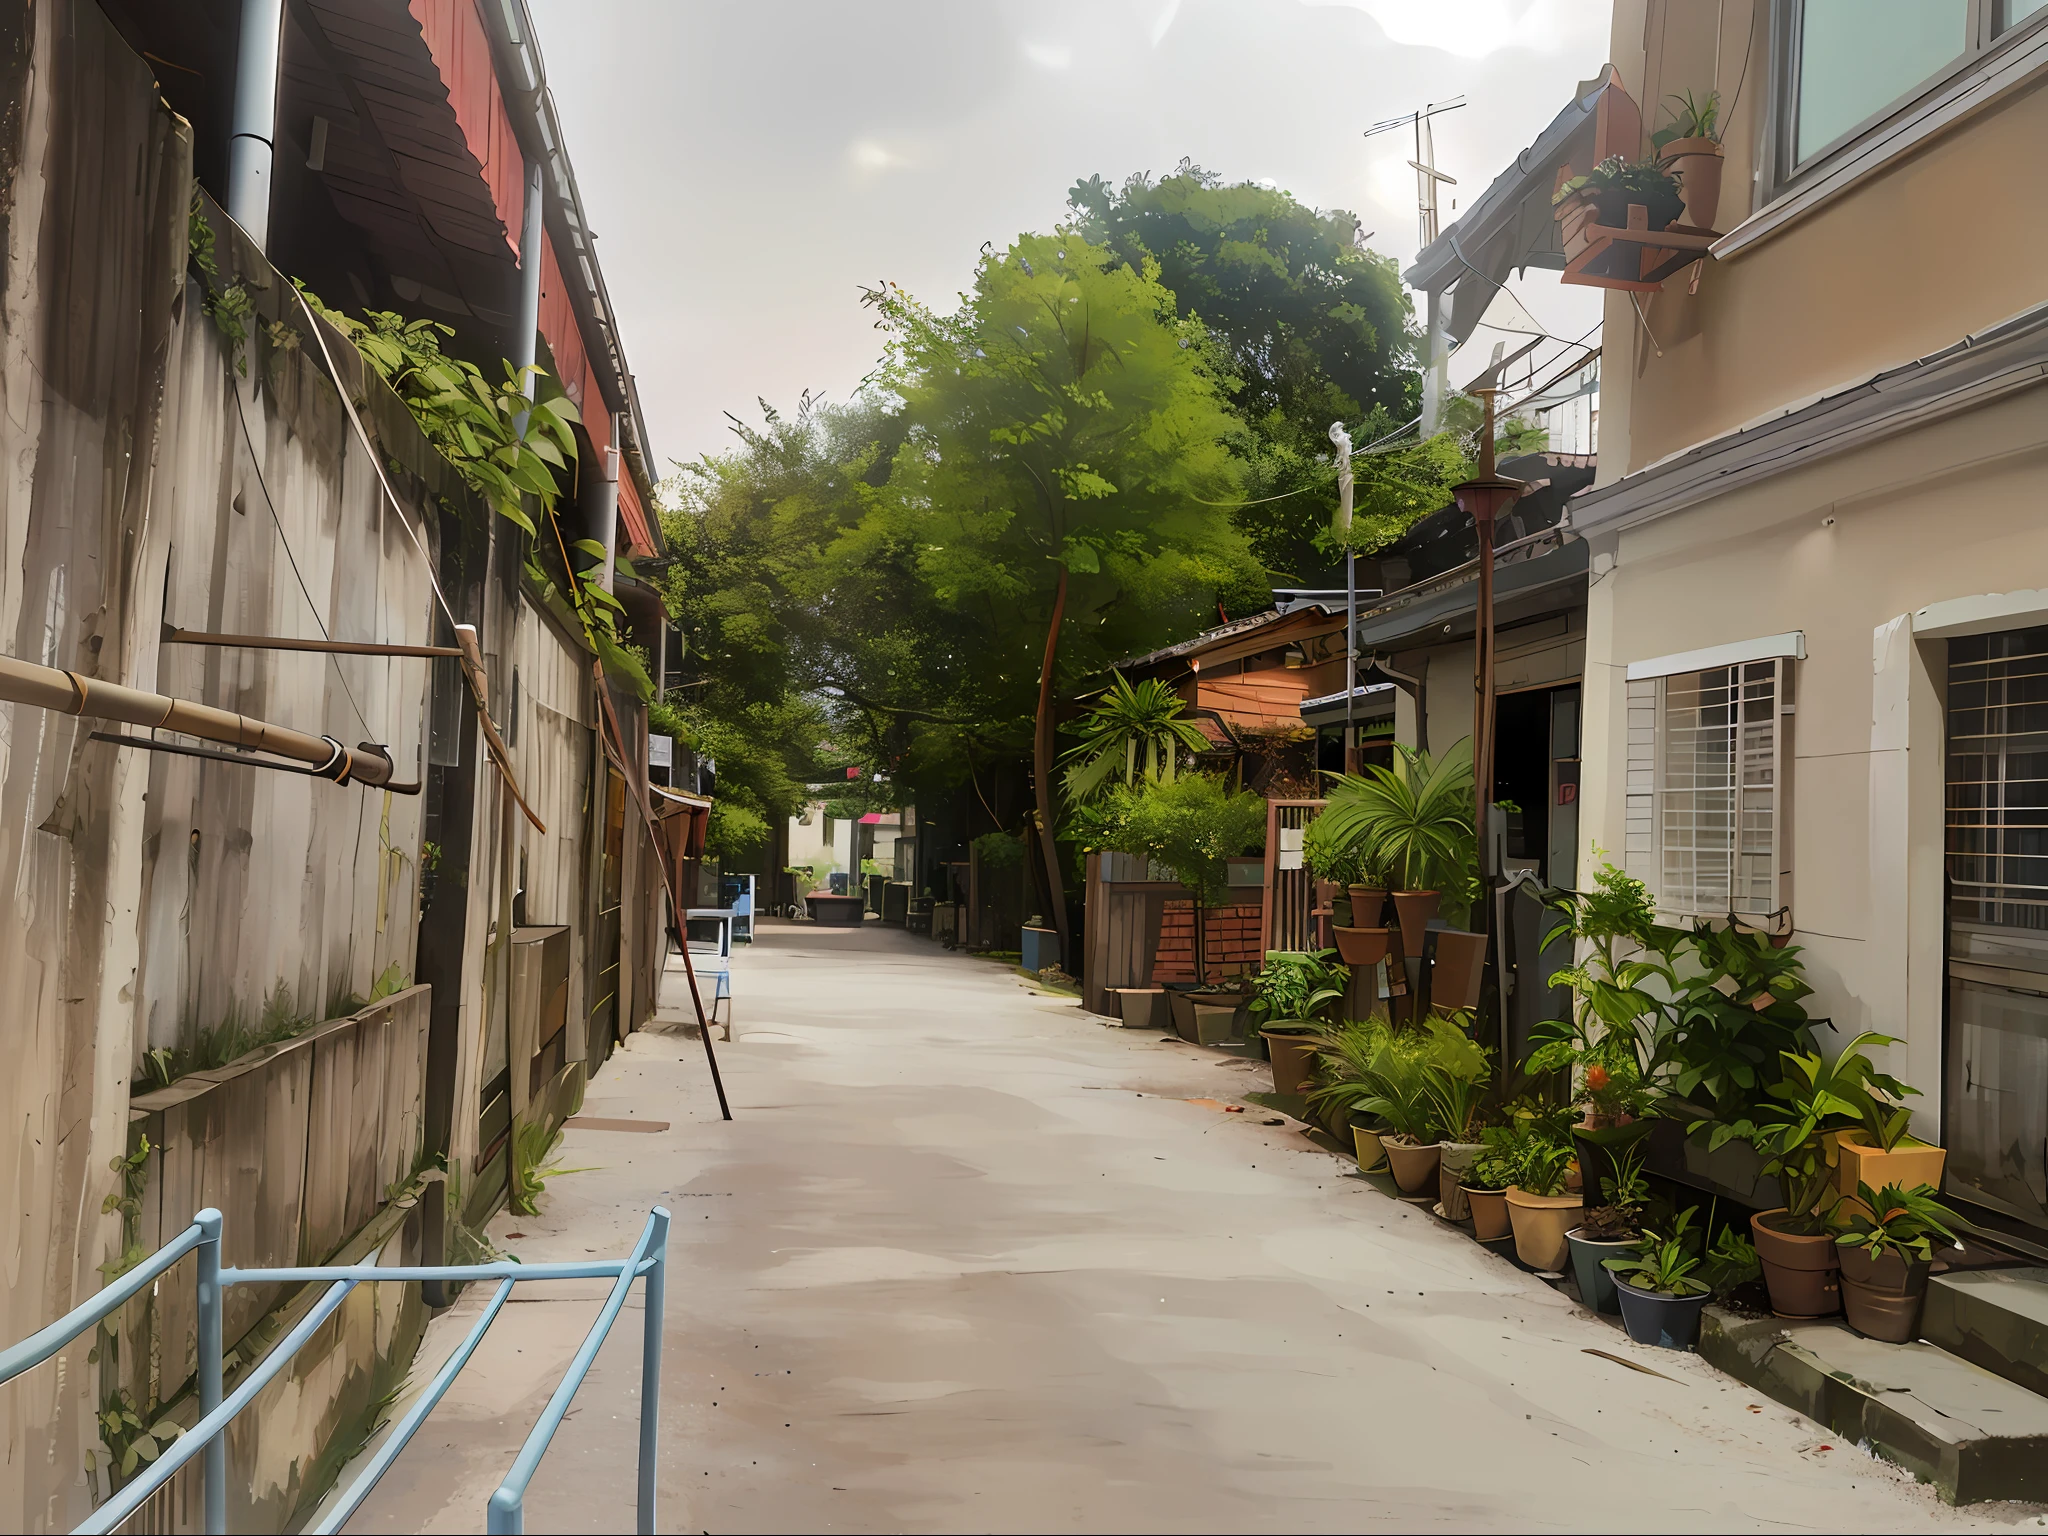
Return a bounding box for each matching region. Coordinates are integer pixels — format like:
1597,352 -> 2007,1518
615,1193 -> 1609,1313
513,159 -> 544,404
226,0 -> 287,247
597,419 -> 621,593
1372,653 -> 1428,756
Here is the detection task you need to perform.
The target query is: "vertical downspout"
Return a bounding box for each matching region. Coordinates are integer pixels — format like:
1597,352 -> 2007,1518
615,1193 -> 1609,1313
227,0 -> 287,248
1419,289 -> 1449,435
598,419 -> 622,594
513,160 -> 545,409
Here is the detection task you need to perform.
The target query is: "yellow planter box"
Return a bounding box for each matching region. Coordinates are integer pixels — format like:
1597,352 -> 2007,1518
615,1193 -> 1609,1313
1836,1132 -> 1946,1204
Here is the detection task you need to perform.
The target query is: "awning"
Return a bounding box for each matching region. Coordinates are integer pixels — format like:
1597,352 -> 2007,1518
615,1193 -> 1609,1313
1299,683 -> 1398,729
1354,540 -> 1590,655
1403,66 -> 1641,352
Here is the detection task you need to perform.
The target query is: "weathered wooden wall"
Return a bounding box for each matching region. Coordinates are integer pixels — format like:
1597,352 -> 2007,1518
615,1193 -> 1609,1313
0,6 -> 193,1525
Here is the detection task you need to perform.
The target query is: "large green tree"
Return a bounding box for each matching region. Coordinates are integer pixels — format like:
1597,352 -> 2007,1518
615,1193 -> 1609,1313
853,229 -> 1264,964
1068,163 -> 1421,578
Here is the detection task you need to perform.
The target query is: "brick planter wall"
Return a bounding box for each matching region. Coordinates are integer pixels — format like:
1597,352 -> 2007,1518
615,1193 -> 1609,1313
1152,897 -> 1265,983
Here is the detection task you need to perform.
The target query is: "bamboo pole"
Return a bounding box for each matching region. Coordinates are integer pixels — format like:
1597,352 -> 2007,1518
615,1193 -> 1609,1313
0,651 -> 400,787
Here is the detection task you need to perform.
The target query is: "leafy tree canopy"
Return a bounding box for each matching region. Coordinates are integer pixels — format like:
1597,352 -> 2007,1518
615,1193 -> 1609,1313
1068,162 -> 1419,577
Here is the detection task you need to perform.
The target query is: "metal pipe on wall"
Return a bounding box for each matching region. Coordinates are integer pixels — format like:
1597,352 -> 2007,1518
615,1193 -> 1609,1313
513,159 -> 545,395
226,0 -> 287,248
597,428 -> 621,593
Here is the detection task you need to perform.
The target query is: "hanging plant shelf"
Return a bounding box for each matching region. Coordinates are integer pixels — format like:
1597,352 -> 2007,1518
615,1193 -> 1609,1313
1560,201 -> 1719,292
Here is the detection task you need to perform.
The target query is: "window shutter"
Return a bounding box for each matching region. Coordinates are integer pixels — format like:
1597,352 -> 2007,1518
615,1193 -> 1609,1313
1624,677 -> 1658,889
1629,660 -> 1785,919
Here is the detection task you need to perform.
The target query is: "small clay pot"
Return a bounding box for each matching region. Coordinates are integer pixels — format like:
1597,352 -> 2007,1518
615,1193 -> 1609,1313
1438,1141 -> 1484,1221
1347,886 -> 1389,927
1465,1187 -> 1512,1241
1382,1136 -> 1442,1196
1392,891 -> 1440,957
1658,137 -> 1724,229
1506,1187 -> 1583,1272
1333,927 -> 1392,967
1350,1120 -> 1389,1173
1751,1210 -> 1842,1318
1261,1027 -> 1319,1096
1839,1244 -> 1931,1343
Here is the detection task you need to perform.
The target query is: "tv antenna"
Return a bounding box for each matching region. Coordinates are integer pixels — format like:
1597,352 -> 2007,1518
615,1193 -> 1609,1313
1365,96 -> 1466,248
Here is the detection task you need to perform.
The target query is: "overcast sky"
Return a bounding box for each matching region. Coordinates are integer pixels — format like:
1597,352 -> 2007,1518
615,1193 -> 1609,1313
526,0 -> 1612,473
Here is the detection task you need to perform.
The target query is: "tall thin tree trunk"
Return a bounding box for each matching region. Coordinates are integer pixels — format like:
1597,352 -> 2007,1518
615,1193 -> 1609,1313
1034,565 -> 1072,970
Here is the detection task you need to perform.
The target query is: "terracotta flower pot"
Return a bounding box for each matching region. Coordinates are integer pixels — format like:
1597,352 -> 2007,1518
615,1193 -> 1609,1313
1332,926 -> 1392,967
1465,1187 -> 1512,1241
1751,1210 -> 1842,1318
1430,929 -> 1486,1011
1835,1133 -> 1947,1208
1392,891 -> 1439,957
1382,1136 -> 1442,1196
1658,137 -> 1724,229
1347,886 -> 1389,927
1438,1140 -> 1484,1220
1838,1244 -> 1932,1343
1505,1187 -> 1583,1272
1261,1027 -> 1319,1096
1614,1276 -> 1709,1351
1350,1120 -> 1389,1173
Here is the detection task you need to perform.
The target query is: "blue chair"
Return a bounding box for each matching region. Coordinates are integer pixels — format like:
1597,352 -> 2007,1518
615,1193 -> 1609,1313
730,888 -> 753,945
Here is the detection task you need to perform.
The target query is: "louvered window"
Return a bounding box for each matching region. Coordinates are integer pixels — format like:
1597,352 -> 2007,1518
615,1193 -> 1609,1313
1624,659 -> 1787,919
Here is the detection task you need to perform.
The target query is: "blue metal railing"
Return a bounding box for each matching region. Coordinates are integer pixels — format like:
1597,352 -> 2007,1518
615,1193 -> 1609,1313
0,1205 -> 671,1535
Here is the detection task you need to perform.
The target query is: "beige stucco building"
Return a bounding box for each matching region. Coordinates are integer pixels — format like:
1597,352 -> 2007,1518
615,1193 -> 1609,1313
1566,1 -> 2048,1240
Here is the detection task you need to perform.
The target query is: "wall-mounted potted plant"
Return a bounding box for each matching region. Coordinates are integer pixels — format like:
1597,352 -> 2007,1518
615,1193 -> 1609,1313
1741,1033 -> 1902,1318
1566,1143 -> 1648,1316
1552,155 -> 1685,244
1651,89 -> 1723,229
1831,1182 -> 1962,1343
1461,1132 -> 1520,1241
1606,1214 -> 1712,1351
1249,949 -> 1351,1095
1506,1137 -> 1582,1272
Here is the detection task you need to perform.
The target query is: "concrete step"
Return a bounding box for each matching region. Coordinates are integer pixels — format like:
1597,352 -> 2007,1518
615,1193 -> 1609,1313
1699,1307 -> 2048,1504
1923,1265 -> 2048,1400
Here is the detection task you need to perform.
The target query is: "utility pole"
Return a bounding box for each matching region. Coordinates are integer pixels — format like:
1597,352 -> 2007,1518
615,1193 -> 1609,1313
1367,98 -> 1465,433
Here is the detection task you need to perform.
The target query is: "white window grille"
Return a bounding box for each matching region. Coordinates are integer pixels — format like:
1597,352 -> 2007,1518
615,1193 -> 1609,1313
1624,658 -> 1788,919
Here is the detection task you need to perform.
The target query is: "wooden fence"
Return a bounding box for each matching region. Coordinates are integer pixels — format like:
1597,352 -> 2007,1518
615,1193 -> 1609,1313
1261,800 -> 1327,954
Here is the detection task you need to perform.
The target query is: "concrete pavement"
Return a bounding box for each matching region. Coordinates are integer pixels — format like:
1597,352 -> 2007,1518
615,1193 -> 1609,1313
341,917 -> 2036,1533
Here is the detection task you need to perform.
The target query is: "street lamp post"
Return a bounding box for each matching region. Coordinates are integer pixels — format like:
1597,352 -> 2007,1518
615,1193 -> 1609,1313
1451,390 -> 1525,1050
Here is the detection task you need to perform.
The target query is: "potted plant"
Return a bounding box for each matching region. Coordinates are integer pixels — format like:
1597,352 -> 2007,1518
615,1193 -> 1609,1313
1505,1137 -> 1582,1272
1304,807 -> 1394,961
1461,1127 -> 1524,1241
1831,1182 -> 1963,1343
1248,949 -> 1350,1094
1314,739 -> 1476,961
1835,1071 -> 1945,1209
1566,1143 -> 1647,1316
1651,88 -> 1723,229
1735,1032 -> 1903,1318
1352,1029 -> 1444,1196
1422,1013 -> 1493,1220
1606,1212 -> 1712,1351
1307,1018 -> 1394,1172
1551,155 -> 1685,237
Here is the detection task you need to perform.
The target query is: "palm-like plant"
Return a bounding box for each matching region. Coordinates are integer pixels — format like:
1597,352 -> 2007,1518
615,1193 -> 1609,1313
1060,672 -> 1213,803
1313,738 -> 1476,895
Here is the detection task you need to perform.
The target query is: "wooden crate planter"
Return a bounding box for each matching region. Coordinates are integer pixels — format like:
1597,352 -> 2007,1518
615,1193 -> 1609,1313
1559,200 -> 1718,292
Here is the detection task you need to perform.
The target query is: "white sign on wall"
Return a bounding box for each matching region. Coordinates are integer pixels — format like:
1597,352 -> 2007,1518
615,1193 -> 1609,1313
648,733 -> 674,769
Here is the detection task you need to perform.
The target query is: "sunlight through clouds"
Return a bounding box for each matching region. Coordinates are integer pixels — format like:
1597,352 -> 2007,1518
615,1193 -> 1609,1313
1312,0 -> 1608,59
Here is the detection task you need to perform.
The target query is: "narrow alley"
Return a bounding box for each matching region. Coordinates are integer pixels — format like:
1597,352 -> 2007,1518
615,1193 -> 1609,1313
343,922 -> 2006,1534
